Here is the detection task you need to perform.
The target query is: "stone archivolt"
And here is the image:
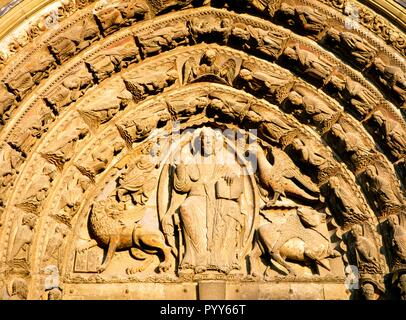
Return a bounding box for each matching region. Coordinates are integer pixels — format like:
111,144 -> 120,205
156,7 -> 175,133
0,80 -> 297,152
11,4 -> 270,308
0,0 -> 405,300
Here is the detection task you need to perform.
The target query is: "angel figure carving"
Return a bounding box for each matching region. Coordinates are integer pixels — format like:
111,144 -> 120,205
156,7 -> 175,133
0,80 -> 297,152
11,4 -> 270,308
180,49 -> 241,86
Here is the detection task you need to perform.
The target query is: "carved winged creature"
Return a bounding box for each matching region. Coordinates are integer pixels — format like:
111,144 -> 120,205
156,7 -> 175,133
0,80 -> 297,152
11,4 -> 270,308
181,49 -> 239,85
251,144 -> 321,206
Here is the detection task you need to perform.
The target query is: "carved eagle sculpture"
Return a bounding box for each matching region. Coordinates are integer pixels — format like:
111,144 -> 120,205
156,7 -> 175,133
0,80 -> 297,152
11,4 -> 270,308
251,144 -> 322,207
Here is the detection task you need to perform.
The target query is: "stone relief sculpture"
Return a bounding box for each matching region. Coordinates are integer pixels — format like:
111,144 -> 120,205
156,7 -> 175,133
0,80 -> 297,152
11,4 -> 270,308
48,15 -> 100,63
8,213 -> 37,263
282,44 -> 334,85
253,143 -> 321,206
77,198 -> 172,274
86,37 -> 140,81
250,206 -> 340,276
325,29 -> 377,68
278,3 -> 327,37
137,21 -> 189,57
45,64 -> 94,111
123,63 -> 178,101
0,0 -> 404,300
180,49 -> 241,86
41,123 -> 89,171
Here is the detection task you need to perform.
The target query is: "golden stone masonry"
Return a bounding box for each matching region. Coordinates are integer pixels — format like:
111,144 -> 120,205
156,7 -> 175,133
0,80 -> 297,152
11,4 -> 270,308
0,0 -> 405,300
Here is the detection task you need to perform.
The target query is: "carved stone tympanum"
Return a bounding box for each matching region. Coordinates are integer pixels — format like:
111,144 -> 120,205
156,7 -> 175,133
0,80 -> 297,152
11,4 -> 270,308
0,0 -> 404,300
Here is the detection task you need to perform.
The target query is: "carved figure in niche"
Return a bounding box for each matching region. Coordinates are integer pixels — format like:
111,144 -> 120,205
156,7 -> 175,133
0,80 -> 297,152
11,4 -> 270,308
168,94 -> 210,121
244,102 -> 294,144
161,127 -> 252,274
362,164 -> 405,212
6,70 -> 35,100
326,29 -> 377,67
388,214 -> 406,263
41,125 -> 89,170
250,207 -> 339,276
372,58 -> 406,106
76,140 -> 124,182
370,111 -> 406,159
86,38 -> 139,81
116,142 -> 158,205
43,224 -> 69,264
287,86 -> 338,131
330,122 -> 372,162
117,109 -> 171,148
238,66 -> 293,101
279,3 -> 327,35
45,64 -> 93,111
0,84 -> 15,123
251,143 -> 321,206
9,213 -> 37,261
95,0 -> 150,34
8,102 -> 54,156
0,144 -> 24,190
48,16 -> 100,63
290,137 -> 329,171
123,63 -> 178,101
138,22 -> 189,56
7,48 -> 56,99
78,198 -> 172,274
207,91 -> 249,123
7,278 -> 28,300
181,49 -> 241,85
189,17 -> 232,44
283,45 -> 334,84
16,163 -> 56,213
329,75 -> 376,118
351,224 -> 381,274
78,90 -> 125,130
56,172 -> 91,224
327,176 -> 369,225
231,23 -> 287,59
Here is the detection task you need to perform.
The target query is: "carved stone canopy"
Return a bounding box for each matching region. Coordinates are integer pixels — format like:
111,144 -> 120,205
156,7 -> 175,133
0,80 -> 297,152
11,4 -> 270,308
0,0 -> 405,300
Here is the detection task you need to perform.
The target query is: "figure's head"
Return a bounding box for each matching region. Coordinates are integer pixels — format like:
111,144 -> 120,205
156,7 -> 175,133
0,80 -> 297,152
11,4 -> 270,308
361,282 -> 375,300
280,2 -> 295,16
193,127 -> 222,157
220,18 -> 232,28
200,128 -> 215,156
387,215 -> 399,228
22,213 -> 37,228
283,46 -> 298,60
399,274 -> 406,299
351,224 -> 363,237
202,49 -> 217,66
239,68 -> 252,81
373,57 -> 385,72
287,91 -> 303,106
11,278 -> 27,299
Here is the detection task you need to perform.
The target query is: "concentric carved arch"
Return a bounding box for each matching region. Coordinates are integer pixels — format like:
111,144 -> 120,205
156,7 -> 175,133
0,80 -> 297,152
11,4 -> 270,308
0,0 -> 405,300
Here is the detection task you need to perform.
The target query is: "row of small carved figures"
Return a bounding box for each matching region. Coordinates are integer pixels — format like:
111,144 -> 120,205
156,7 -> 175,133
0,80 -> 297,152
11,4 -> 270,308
1,4 -> 405,127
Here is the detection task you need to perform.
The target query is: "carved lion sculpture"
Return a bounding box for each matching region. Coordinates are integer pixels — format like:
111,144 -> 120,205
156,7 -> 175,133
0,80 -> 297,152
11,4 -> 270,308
249,207 -> 340,276
77,199 -> 172,274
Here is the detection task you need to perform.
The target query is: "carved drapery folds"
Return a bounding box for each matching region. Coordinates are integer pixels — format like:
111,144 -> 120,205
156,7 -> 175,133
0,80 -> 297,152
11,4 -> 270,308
0,0 -> 405,300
